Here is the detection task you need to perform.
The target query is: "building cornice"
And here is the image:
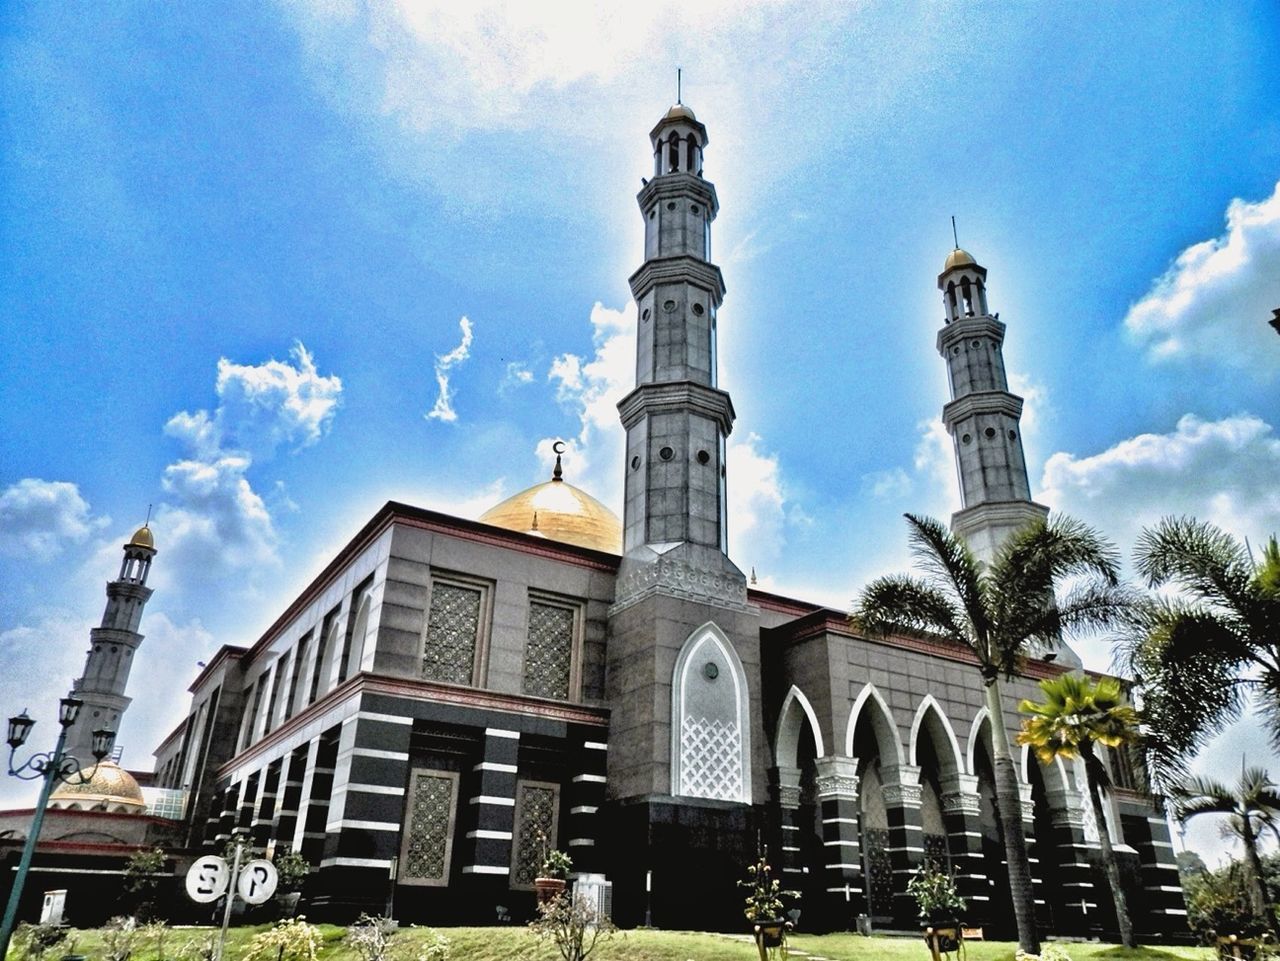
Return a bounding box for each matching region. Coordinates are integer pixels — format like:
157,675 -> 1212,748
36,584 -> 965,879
617,380 -> 735,434
628,256 -> 726,305
941,390 -> 1024,428
637,173 -> 719,217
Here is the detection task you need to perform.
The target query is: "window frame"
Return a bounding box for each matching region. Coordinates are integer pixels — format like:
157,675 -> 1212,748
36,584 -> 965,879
418,571 -> 493,687
397,767 -> 461,888
509,778 -> 562,891
521,592 -> 585,703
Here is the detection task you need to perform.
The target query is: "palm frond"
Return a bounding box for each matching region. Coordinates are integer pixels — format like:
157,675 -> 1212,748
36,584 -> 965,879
854,574 -> 970,648
1135,516 -> 1255,610
902,513 -> 990,639
1009,583 -> 1136,663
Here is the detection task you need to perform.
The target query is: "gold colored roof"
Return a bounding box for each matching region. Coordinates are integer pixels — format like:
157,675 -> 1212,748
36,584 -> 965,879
943,247 -> 977,272
128,525 -> 155,550
49,761 -> 146,810
664,103 -> 697,122
480,468 -> 622,554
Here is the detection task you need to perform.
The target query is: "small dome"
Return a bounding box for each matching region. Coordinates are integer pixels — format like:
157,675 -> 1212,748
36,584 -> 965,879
128,525 -> 155,550
480,476 -> 622,554
49,761 -> 146,812
943,247 -> 977,272
664,102 -> 697,123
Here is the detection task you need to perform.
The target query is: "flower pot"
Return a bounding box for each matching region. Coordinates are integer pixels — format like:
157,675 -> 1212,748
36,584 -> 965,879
752,919 -> 791,961
534,876 -> 566,905
922,924 -> 963,960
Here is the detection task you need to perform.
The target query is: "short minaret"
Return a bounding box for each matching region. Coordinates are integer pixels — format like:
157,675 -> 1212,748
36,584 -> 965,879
936,247 -> 1049,562
614,101 -> 745,607
66,524 -> 157,762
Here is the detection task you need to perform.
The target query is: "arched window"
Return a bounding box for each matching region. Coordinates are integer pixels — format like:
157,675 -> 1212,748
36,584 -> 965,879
668,133 -> 681,173
670,622 -> 751,802
685,134 -> 698,172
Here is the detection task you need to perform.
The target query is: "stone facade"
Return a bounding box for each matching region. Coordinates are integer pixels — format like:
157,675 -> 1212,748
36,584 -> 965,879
145,102 -> 1187,941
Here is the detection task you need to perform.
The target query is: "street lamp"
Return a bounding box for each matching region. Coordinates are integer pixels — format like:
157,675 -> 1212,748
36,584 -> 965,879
0,696 -> 115,960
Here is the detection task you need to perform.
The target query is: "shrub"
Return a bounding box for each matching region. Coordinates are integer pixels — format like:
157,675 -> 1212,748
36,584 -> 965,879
272,849 -> 312,895
1017,947 -> 1074,961
141,920 -> 173,961
540,849 -> 573,881
102,916 -> 140,961
345,915 -> 399,961
242,917 -> 324,961
529,892 -> 614,961
12,922 -> 68,961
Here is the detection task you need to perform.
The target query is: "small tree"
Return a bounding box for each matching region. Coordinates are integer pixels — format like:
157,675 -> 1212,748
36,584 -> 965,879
906,860 -> 967,926
124,847 -> 167,918
529,893 -> 615,961
738,848 -> 799,923
272,848 -> 312,895
102,917 -> 140,961
1017,673 -> 1141,947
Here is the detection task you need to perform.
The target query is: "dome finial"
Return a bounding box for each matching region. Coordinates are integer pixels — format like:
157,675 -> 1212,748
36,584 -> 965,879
552,440 -> 565,481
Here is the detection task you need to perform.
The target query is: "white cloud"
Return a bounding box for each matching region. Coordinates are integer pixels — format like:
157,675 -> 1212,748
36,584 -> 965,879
0,479 -> 107,560
154,344 -> 341,589
426,317 -> 474,423
1125,180 -> 1280,376
501,361 -> 534,392
860,467 -> 912,501
166,342 -> 343,461
726,433 -> 789,570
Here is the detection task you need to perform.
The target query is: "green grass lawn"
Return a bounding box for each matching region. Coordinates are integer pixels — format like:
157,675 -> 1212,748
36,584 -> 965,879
35,924 -> 1214,961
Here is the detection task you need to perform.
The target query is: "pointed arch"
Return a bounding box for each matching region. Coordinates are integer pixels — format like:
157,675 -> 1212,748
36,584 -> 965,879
1020,742 -> 1070,795
966,706 -> 992,776
909,695 -> 964,780
671,621 -> 751,803
843,682 -> 905,766
775,684 -> 825,769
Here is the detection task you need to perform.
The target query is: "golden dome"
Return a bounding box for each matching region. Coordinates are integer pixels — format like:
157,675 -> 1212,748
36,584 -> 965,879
664,102 -> 697,122
48,761 -> 146,812
943,247 -> 977,272
128,525 -> 155,550
480,465 -> 622,554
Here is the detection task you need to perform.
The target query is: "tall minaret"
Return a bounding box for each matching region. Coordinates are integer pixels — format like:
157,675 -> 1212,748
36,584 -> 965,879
65,524 -> 157,762
936,247 -> 1049,562
614,100 -> 745,605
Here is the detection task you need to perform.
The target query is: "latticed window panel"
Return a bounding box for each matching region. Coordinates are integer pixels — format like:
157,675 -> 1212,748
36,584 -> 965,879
422,583 -> 482,685
511,782 -> 559,887
401,770 -> 458,885
523,602 -> 575,700
679,716 -> 743,801
863,826 -> 894,918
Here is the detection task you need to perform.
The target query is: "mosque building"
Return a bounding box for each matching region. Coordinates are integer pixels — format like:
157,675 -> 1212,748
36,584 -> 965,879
45,100 -> 1184,937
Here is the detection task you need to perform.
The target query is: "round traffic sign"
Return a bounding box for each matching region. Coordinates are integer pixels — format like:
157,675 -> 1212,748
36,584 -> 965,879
185,855 -> 230,903
237,859 -> 279,904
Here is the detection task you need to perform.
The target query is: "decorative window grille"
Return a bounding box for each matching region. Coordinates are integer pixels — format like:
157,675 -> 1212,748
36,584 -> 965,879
399,769 -> 459,886
422,582 -> 483,685
511,780 -> 560,888
523,601 -> 575,700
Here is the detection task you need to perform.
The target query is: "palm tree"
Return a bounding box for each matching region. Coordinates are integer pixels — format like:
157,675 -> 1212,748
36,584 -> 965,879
855,513 -> 1129,954
1117,519 -> 1280,790
1018,673 -> 1141,947
1170,765 -> 1280,919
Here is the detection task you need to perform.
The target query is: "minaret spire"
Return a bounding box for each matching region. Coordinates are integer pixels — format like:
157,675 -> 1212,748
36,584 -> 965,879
614,98 -> 744,608
65,523 -> 157,763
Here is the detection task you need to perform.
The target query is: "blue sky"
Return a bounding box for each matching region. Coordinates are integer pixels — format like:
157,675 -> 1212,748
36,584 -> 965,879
2,2 -> 1279,863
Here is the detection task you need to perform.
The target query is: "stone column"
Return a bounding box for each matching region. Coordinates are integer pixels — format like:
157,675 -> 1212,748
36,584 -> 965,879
565,732 -> 608,874
881,763 -> 924,928
1018,781 -> 1054,930
1132,803 -> 1188,936
768,766 -> 804,884
941,775 -> 987,922
1044,785 -> 1098,936
272,748 -> 306,854
814,756 -> 863,928
460,728 -> 520,894
251,760 -> 281,848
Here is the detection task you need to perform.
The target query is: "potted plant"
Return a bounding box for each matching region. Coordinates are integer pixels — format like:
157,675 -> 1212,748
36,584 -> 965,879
535,846 -> 573,905
272,848 -> 311,917
738,847 -> 799,961
906,861 -> 967,960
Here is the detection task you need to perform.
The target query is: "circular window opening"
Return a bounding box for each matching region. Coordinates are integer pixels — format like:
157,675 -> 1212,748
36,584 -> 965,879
691,204 -> 700,213
630,456 -> 641,470
649,210 -> 655,220
984,427 -> 996,438
703,662 -> 719,681
692,303 -> 705,316
721,466 -> 727,478
696,449 -> 710,464
663,300 -> 677,312
666,202 -> 676,211
962,433 -> 972,444
1008,430 -> 1018,440
971,340 -> 981,349
641,308 -> 650,321
953,346 -> 960,355
659,446 -> 675,461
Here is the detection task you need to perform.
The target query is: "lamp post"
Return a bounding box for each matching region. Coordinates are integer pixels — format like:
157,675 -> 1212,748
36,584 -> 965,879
0,696 -> 114,961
